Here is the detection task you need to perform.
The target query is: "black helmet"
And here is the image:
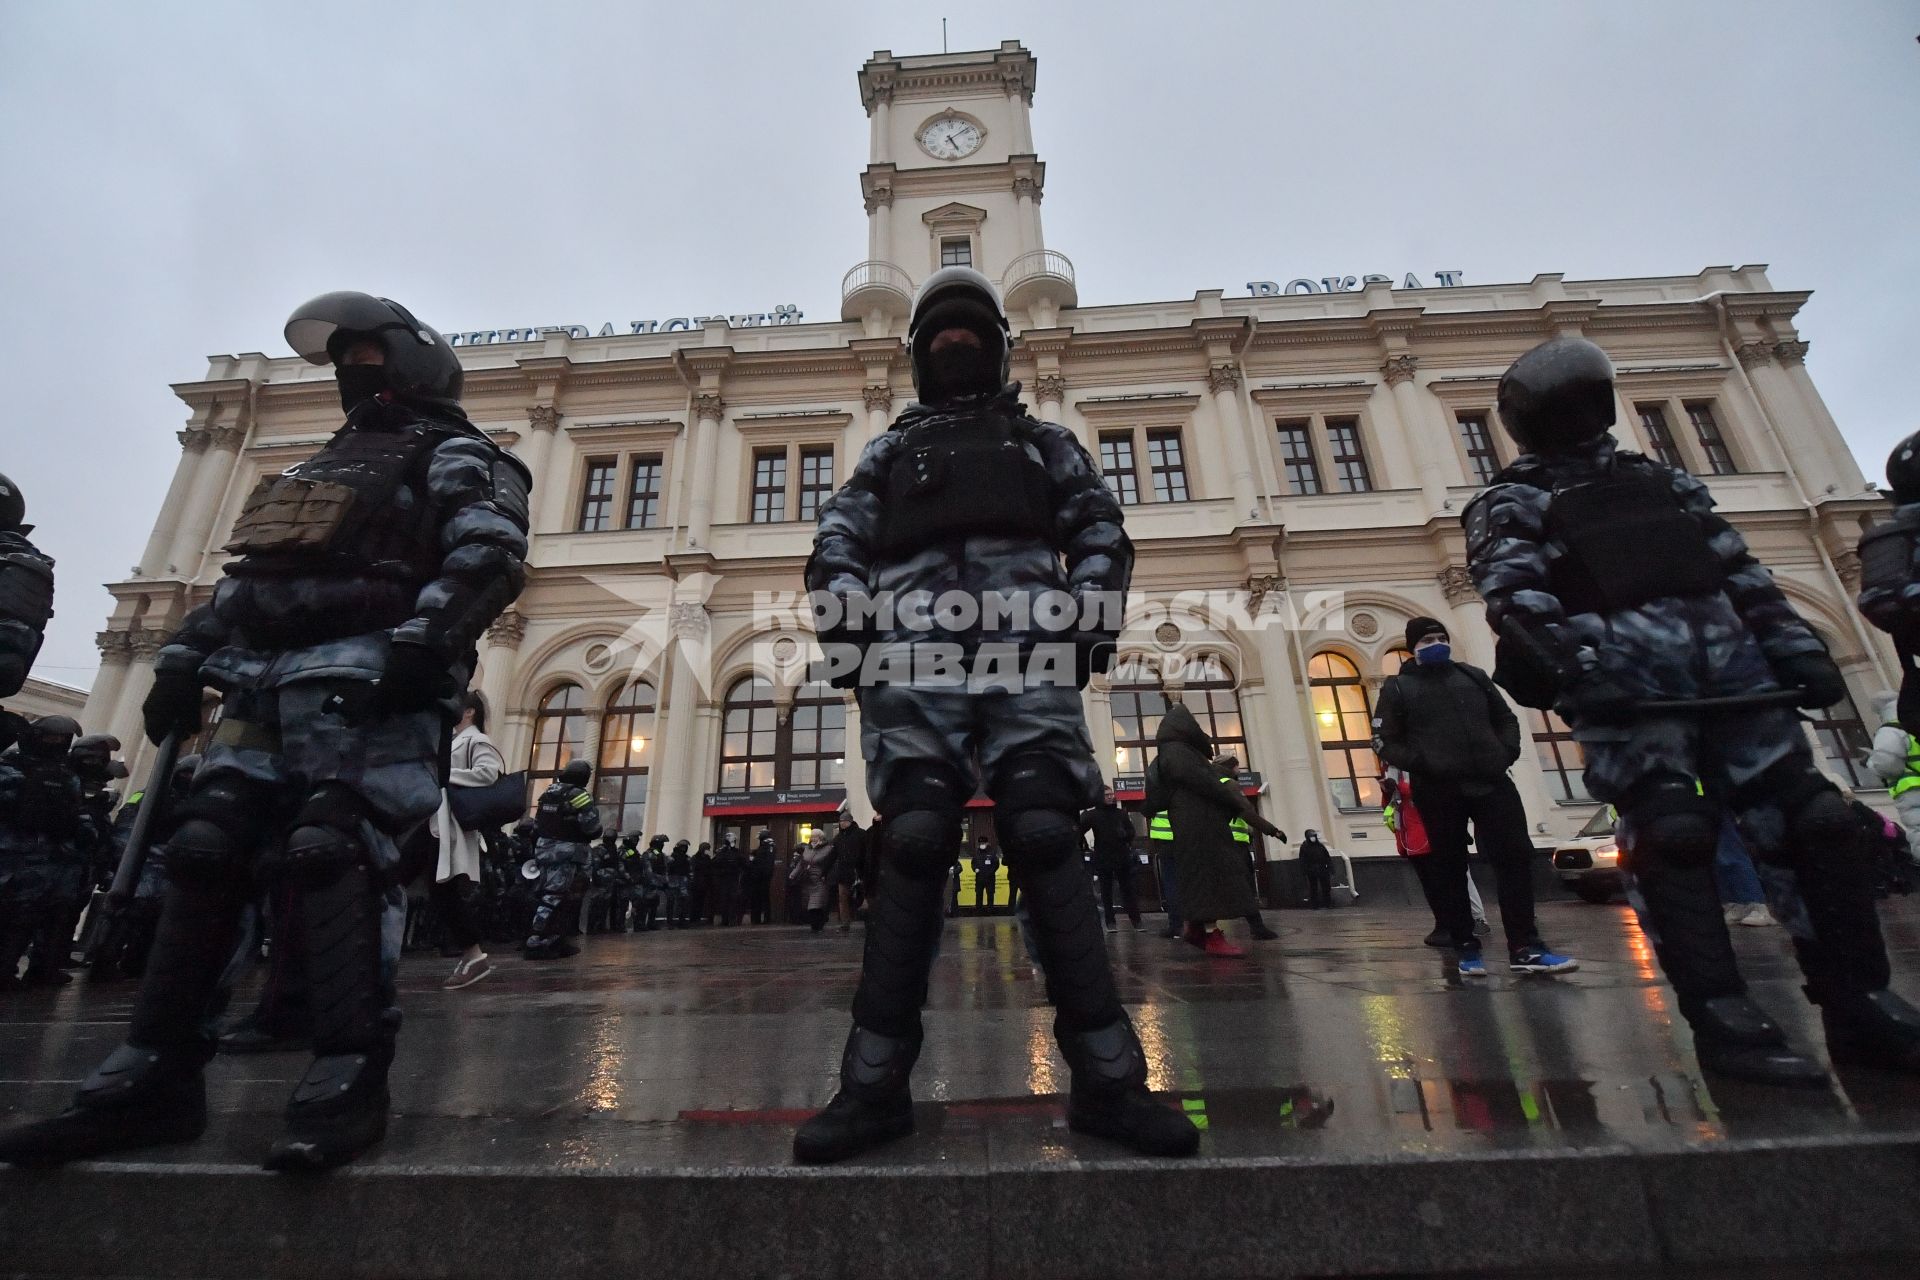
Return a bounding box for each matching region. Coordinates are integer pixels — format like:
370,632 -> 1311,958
1886,430 -> 1920,505
907,266 -> 1012,404
68,733 -> 120,780
560,758 -> 593,787
1495,337 -> 1617,456
0,472 -> 24,531
26,713 -> 81,758
284,291 -> 463,406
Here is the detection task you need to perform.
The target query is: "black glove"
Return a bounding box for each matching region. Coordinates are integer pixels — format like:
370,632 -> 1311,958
1553,671 -> 1637,726
1072,632 -> 1117,691
371,640 -> 453,717
142,668 -> 206,746
1775,651 -> 1847,710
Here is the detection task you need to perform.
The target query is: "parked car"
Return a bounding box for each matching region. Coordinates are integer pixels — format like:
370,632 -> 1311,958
1551,806 -> 1621,904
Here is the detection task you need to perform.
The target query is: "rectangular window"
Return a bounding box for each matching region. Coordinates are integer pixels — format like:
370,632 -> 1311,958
1685,402 -> 1738,475
1145,429 -> 1189,502
1531,711 -> 1590,803
1275,422 -> 1322,495
1457,412 -> 1498,485
1098,431 -> 1140,505
1326,418 -> 1373,493
798,446 -> 835,521
1637,404 -> 1687,471
939,238 -> 972,268
626,454 -> 662,529
577,458 -> 616,532
751,449 -> 787,524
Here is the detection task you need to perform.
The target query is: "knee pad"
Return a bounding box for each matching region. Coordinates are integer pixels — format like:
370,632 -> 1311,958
881,808 -> 962,881
262,785 -> 374,887
1624,776 -> 1718,869
990,754 -> 1085,872
1788,787 -> 1857,851
163,775 -> 268,884
878,761 -> 969,822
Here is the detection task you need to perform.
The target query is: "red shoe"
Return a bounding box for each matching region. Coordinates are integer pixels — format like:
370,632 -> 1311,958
1202,929 -> 1245,958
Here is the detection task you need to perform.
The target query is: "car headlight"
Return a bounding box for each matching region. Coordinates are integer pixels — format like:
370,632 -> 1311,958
1594,840 -> 1619,866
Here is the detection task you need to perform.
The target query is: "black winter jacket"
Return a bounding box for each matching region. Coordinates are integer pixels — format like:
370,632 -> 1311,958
1373,660 -> 1521,794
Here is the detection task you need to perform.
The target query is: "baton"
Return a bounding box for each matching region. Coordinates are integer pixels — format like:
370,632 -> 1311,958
107,733 -> 182,906
1630,690 -> 1808,713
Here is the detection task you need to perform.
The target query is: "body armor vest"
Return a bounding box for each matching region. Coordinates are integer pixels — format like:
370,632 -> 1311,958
1543,461 -> 1724,615
11,757 -> 80,839
225,422 -> 453,584
0,534 -> 54,631
536,785 -> 591,840
879,411 -> 1055,556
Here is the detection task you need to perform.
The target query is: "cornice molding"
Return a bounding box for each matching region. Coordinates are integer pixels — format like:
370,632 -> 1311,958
1075,392 -> 1200,421
730,409 -> 855,439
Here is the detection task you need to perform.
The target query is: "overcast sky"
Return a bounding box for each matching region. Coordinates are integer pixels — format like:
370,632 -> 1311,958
3,0 -> 1916,688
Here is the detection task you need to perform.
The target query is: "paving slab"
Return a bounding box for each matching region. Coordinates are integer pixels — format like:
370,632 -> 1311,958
3,898 -> 1919,1278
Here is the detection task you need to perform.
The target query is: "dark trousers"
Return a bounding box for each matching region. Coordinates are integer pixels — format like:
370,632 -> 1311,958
976,871 -> 998,913
807,906 -> 827,933
430,875 -> 483,951
747,881 -> 771,925
1097,866 -> 1141,926
1414,775 -> 1539,954
1304,866 -> 1333,909
1155,850 -> 1181,934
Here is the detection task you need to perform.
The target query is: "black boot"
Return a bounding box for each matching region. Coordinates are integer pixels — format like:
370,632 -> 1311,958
263,864 -> 392,1172
792,1025 -> 920,1164
0,1044 -> 207,1166
1820,989 -> 1920,1072
1685,994 -> 1828,1087
1061,1016 -> 1200,1157
1245,914 -> 1280,942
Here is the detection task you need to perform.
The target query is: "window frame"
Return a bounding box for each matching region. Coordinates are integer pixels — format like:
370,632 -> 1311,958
576,456 -> 618,532
1308,651 -> 1382,811
1098,430 -> 1142,506
736,438 -> 838,526
1684,400 -> 1739,476
1325,416 -> 1374,493
1454,411 -> 1500,486
797,446 -> 836,522
625,453 -> 664,530
1531,710 -> 1591,804
528,683 -> 592,801
596,679 -> 658,830
1145,428 -> 1190,503
750,447 -> 790,524
1273,420 -> 1324,496
1106,654 -> 1247,778
1634,402 -> 1690,472
938,237 -> 973,268
715,677 -> 847,792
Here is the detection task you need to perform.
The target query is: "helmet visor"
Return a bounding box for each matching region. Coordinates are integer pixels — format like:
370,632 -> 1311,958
284,291 -> 407,365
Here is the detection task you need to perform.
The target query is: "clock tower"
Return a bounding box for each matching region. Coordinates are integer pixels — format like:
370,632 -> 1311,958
841,40 -> 1076,333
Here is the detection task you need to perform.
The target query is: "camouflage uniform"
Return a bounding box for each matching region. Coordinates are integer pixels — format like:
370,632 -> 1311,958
526,774 -> 601,955
0,737 -> 94,982
1467,434 -> 1893,1017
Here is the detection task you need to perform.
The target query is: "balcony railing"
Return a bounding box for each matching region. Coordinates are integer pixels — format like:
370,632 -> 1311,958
840,260 -> 915,321
1000,250 -> 1077,314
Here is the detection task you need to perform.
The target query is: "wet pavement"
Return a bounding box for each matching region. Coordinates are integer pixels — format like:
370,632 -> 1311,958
4,896 -> 1920,1278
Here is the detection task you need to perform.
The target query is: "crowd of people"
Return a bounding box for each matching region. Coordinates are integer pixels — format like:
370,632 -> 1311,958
5,274 -> 1920,1176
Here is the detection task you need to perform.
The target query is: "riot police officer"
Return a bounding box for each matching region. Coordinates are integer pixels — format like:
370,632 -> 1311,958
795,267 -> 1197,1163
0,715 -> 93,988
0,472 -> 55,756
1855,430 -> 1920,733
525,760 -> 601,959
1465,336 -> 1920,1083
24,733 -> 123,985
0,292 -> 531,1171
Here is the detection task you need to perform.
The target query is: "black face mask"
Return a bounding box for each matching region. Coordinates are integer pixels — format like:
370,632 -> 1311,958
928,342 -> 998,400
336,363 -> 389,413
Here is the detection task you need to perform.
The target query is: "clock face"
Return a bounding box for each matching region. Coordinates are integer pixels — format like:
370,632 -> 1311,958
919,115 -> 984,161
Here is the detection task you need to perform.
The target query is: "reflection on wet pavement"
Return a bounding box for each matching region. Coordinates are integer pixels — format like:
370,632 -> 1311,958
1,897 -> 1916,1169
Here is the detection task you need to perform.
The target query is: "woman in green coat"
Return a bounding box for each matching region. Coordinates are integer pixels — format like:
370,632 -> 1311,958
1143,703 -> 1283,956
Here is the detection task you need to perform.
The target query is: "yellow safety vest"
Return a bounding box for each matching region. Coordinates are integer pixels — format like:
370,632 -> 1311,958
1888,723 -> 1920,798
1222,775 -> 1251,843
1149,812 -> 1173,841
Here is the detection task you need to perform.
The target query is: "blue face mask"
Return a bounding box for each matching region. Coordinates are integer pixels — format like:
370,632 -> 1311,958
1415,642 -> 1452,665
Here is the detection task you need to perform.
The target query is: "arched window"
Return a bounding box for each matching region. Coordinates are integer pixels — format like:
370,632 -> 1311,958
787,681 -> 846,788
1308,652 -> 1381,809
1382,646 -> 1412,678
1531,710 -> 1590,803
596,679 -> 657,833
719,677 -> 779,791
1106,654 -> 1248,776
529,683 -> 590,797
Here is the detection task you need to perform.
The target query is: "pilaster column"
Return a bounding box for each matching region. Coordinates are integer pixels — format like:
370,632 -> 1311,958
685,394 -> 725,549
650,602 -> 709,837
164,426 -> 245,577
1083,681 -> 1118,783
1012,176 -> 1043,257
82,631 -> 135,739
1383,355 -> 1449,511
108,628 -> 173,775
1773,339 -> 1867,492
478,609 -> 527,723
1245,576 -> 1331,836
138,428 -> 213,575
841,695 -> 872,824
862,384 -> 894,442
518,404 -> 563,534
1736,342 -> 1836,496
1036,376 -> 1067,426
1205,363 -> 1260,519
870,81 -> 894,164
1436,566 -> 1496,669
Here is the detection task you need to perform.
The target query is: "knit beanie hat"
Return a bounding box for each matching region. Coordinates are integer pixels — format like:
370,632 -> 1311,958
1405,616 -> 1450,648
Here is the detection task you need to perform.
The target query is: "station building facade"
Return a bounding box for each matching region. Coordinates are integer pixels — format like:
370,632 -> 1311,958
82,40 -> 1894,870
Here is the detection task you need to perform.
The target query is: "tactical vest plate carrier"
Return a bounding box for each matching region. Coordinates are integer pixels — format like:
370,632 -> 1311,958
1544,463 -> 1724,615
879,411 -> 1055,556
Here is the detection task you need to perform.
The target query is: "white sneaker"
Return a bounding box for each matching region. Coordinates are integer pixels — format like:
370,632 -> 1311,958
1738,903 -> 1776,927
1723,903 -> 1747,926
443,953 -> 493,990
